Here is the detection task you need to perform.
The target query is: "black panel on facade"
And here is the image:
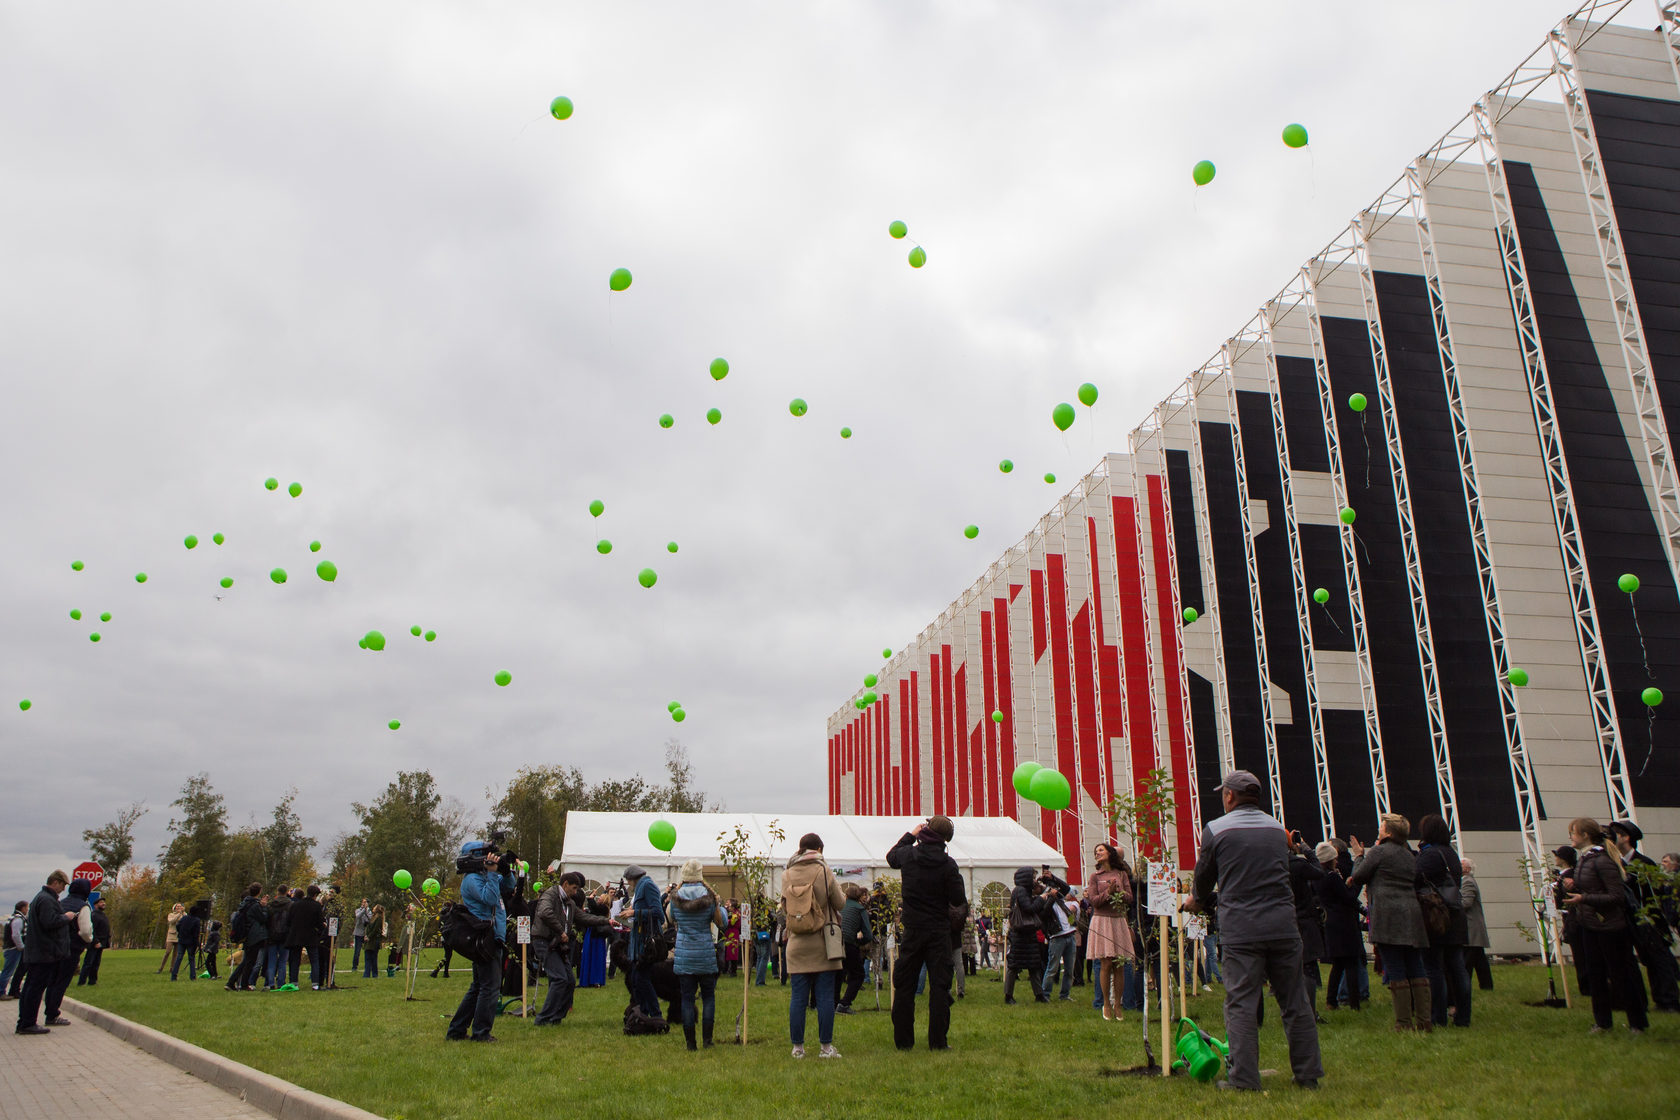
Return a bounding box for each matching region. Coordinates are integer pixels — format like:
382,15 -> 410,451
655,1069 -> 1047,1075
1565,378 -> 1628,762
1322,316 -> 1443,821
1166,449 -> 1203,617
1237,388 -> 1321,834
1322,708 -> 1378,835
1189,671 -> 1224,831
1504,160 -> 1680,807
1277,355 -> 1332,473
1277,354 -> 1356,652
1373,270 -> 1519,832
1199,420 -> 1272,798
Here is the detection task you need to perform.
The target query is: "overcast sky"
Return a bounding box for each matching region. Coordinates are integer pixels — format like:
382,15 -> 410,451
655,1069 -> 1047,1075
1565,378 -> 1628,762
0,0 -> 1589,902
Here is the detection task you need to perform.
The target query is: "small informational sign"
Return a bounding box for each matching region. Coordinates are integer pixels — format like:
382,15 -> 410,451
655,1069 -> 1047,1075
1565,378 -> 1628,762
328,918 -> 340,938
1146,861 -> 1177,917
1183,912 -> 1209,941
516,915 -> 531,945
1543,893 -> 1559,922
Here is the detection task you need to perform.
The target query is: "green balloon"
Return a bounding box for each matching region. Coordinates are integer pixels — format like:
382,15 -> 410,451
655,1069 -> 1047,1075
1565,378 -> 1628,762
707,408 -> 723,425
789,398 -> 808,417
648,820 -> 677,852
667,541 -> 678,554
1339,507 -> 1356,525
1183,607 -> 1199,623
1619,573 -> 1640,594
1313,588 -> 1329,604
840,427 -> 852,439
411,625 -> 422,637
882,648 -> 892,659
862,690 -> 878,706
89,632 -> 101,643
659,413 -> 674,429
597,539 -> 613,555
991,710 -> 1003,723
315,560 -> 337,582
495,670 -> 512,687
288,482 -> 302,498
422,877 -> 441,896
864,673 -> 878,688
1508,668 -> 1529,687
135,572 -> 148,584
532,881 -> 544,893
964,525 -> 979,539
1028,768 -> 1072,811
71,561 -> 84,571
1052,402 -> 1076,432
1348,392 -> 1368,412
638,568 -> 658,588
265,478 -> 279,491
269,568 -> 286,584
1192,160 -> 1216,186
184,535 -> 198,550
1643,687 -> 1663,707
549,95 -> 574,120
363,630 -> 386,651
425,630 -> 436,642
309,540 -> 321,553
70,609 -> 81,620
19,699 -> 30,712
589,499 -> 605,518
1077,382 -> 1098,407
388,720 -> 401,731
709,358 -> 729,381
668,700 -> 682,712
672,708 -> 686,723
855,698 -> 866,709
1011,762 -> 1043,798
213,533 -> 224,545
888,220 -> 907,239
99,612 -> 111,622
908,246 -> 927,268
1044,473 -> 1056,484
220,578 -> 233,589
609,267 -> 633,292
999,459 -> 1013,474
1282,122 -> 1309,149
393,870 -> 412,890
358,638 -> 367,649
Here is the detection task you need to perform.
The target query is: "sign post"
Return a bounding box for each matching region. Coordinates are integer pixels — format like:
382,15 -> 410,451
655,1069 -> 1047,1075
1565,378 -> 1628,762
739,901 -> 751,1045
516,916 -> 531,1019
328,917 -> 340,990
72,862 -> 105,893
1145,861 -> 1175,1077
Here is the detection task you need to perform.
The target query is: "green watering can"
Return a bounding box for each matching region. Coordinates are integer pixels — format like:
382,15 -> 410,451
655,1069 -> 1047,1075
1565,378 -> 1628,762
1171,1017 -> 1229,1083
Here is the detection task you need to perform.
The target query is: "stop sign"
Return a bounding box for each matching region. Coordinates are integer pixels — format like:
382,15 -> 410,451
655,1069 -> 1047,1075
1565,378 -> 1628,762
72,861 -> 105,892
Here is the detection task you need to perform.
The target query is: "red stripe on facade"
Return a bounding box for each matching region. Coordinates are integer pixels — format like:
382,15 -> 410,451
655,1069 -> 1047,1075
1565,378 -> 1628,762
1147,474 -> 1195,863
1087,518 -> 1121,804
1046,556 -> 1078,859
1072,598 -> 1103,843
910,671 -> 922,814
955,660 -> 970,815
899,678 -> 912,816
929,653 -> 945,816
1114,494 -> 1167,859
981,611 -> 999,817
942,645 -> 959,814
994,596 -> 1017,818
1030,569 -> 1048,662
1009,583 -> 1023,603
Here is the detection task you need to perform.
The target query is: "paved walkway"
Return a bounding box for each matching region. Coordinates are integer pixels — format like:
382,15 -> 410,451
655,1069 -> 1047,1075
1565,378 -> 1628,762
0,1006 -> 270,1120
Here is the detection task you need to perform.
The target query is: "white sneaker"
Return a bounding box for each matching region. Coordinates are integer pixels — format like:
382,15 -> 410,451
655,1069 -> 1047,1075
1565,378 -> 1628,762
819,1044 -> 842,1059
791,1045 -> 805,1058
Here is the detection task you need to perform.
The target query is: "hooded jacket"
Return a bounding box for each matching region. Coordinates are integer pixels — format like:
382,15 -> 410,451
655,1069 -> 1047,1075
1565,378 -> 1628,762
236,896 -> 270,946
667,882 -> 725,976
886,830 -> 967,934
1008,867 -> 1051,949
780,850 -> 845,975
23,885 -> 72,965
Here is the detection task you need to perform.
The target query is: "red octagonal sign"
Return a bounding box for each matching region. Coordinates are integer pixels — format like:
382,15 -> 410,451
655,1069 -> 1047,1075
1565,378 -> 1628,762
72,861 -> 105,892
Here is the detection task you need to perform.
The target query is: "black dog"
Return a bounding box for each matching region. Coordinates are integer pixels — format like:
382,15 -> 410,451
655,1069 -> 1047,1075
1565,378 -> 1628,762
609,935 -> 680,1025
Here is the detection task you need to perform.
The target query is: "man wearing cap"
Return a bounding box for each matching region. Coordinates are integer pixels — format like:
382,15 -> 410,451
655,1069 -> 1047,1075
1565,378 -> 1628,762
887,815 -> 968,1050
1185,771 -> 1323,1091
624,865 -> 666,1020
1608,821 -> 1679,1012
16,870 -> 72,1035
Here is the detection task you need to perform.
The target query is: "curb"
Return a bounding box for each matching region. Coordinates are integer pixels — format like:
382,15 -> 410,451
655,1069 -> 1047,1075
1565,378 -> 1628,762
62,997 -> 385,1120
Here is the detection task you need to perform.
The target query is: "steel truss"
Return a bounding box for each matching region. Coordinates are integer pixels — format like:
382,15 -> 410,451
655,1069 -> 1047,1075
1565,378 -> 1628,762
1664,2 -> 1680,94
1178,380 -> 1238,778
1257,296 -> 1336,841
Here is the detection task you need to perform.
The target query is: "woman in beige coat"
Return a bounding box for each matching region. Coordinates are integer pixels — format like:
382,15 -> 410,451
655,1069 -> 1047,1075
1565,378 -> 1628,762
780,833 -> 846,1059
156,903 -> 185,973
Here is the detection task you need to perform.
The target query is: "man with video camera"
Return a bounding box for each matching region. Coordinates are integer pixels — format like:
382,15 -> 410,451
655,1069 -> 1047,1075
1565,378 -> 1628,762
446,839 -> 516,1042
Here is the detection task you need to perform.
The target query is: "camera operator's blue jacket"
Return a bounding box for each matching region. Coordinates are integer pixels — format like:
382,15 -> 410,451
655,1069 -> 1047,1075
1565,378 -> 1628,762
629,874 -> 665,960
461,868 -> 514,942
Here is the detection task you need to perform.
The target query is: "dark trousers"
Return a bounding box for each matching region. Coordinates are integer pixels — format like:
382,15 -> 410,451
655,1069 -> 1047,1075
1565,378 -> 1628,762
1631,924 -> 1680,1011
6,960 -> 25,998
840,942 -> 867,1007
229,941 -> 266,989
1466,946 -> 1493,990
1220,939 -> 1325,1091
312,940 -> 330,987
1581,927 -> 1649,1030
629,962 -> 660,1018
77,947 -> 105,986
1003,944 -> 1046,1002
1071,942 -> 1086,985
204,950 -> 219,979
1324,954 -> 1362,1009
679,972 -> 717,1035
447,948 -> 502,1039
45,954 -> 79,1018
892,926 -> 955,1048
170,945 -> 198,980
1423,944 -> 1471,1027
16,961 -> 54,1029
287,946 -> 303,985
351,935 -> 365,972
535,938 -> 576,1024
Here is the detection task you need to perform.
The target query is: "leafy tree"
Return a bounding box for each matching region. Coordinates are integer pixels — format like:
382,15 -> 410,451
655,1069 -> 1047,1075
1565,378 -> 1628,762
662,740 -> 711,813
104,864 -> 160,949
82,802 -> 147,881
159,773 -> 228,878
348,771 -> 463,903
261,788 -> 316,885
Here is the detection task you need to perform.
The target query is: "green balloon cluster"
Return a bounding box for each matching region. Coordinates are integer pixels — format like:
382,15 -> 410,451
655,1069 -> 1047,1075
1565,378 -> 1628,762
789,398 -> 808,417
1348,392 -> 1368,412
1508,668 -> 1529,687
882,648 -> 892,659
1192,160 -> 1216,186
671,707 -> 686,723
964,525 -> 979,540
589,499 -> 605,518
638,568 -> 658,588
316,560 -> 337,582
18,699 -> 30,712
908,246 -> 927,269
669,700 -> 682,712
99,612 -> 111,623
550,96 -> 574,120
1028,768 -> 1072,811
1012,762 -> 1042,798
1183,607 -> 1199,623
862,690 -> 878,706
1339,507 -> 1356,525
707,408 -> 723,425
609,268 -> 633,292
1282,123 -> 1309,149
422,877 -> 441,896
269,568 -> 287,584
1052,403 -> 1075,432
659,413 -> 674,429
999,459 -> 1013,474
288,482 -> 302,498
363,630 -> 386,652
1619,573 -> 1640,594
888,220 -> 907,239
840,427 -> 852,439
1313,588 -> 1329,604
89,632 -> 101,643
393,870 -> 412,890
597,539 -> 613,555
495,670 -> 512,687
1078,383 -> 1098,407
184,535 -> 199,550
648,819 -> 677,851
864,673 -> 878,688
410,625 -> 422,637
710,358 -> 729,381
389,720 -> 401,731
1643,687 -> 1663,707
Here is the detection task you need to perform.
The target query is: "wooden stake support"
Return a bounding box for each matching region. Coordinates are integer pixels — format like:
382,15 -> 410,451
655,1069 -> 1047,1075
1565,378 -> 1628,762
1158,913 -> 1171,1076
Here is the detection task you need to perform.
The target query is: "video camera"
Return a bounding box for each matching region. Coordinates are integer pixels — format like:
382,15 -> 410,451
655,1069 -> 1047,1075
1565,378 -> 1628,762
456,830 -> 518,876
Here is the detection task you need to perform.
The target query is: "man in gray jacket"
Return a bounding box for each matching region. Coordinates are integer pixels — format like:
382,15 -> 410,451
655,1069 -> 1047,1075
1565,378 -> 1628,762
1185,771 -> 1323,1091
351,899 -> 372,974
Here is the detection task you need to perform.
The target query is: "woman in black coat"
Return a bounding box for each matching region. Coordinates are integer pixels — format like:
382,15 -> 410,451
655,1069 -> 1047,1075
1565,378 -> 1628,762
1564,818 -> 1648,1033
1316,842 -> 1363,1011
1415,814 -> 1471,1028
1003,867 -> 1050,1004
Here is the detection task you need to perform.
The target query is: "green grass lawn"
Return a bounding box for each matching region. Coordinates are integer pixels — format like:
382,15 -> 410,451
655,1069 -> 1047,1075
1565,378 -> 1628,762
71,951 -> 1676,1120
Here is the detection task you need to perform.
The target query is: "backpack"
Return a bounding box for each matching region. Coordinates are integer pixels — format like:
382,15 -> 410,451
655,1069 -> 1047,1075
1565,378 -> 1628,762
783,877 -> 826,935
439,901 -> 496,963
230,904 -> 249,943
2,916 -> 16,951
622,1005 -> 669,1035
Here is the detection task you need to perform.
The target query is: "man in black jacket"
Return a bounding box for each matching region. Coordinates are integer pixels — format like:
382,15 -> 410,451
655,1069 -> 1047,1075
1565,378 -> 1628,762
288,887 -> 325,990
266,886 -> 292,990
1609,821 -> 1679,1012
16,870 -> 71,1035
887,815 -> 967,1050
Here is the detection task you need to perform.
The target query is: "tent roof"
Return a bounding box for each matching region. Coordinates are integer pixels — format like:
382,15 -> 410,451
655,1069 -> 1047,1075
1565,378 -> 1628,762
559,811 -> 1066,889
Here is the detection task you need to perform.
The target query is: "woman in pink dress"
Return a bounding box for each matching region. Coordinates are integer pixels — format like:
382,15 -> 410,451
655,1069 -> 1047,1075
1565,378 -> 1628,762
1085,841 -> 1136,1021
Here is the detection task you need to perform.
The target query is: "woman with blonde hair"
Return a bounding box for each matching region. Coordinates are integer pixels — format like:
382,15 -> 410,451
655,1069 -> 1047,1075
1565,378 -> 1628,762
1084,841 -> 1136,1022
362,905 -> 385,979
1348,813 -> 1431,1031
1564,817 -> 1647,1034
156,903 -> 185,973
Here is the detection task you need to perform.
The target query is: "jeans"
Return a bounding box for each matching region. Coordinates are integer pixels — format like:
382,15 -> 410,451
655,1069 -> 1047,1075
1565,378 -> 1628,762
535,938 -> 576,1024
351,935 -> 365,973
447,948 -> 502,1040
1043,932 -> 1077,997
170,945 -> 198,981
0,948 -> 20,995
229,941 -> 265,989
1203,933 -> 1223,982
892,926 -> 954,1049
1122,958 -> 1145,1010
266,943 -> 287,988
363,944 -> 382,978
840,942 -> 866,1006
312,940 -> 330,987
754,938 -> 771,986
1324,955 -> 1363,1009
287,946 -> 303,986
1220,939 -> 1325,1091
1466,946 -> 1494,990
789,970 -> 837,1047
1631,922 -> 1680,1011
629,962 -> 661,1018
77,945 -> 103,984
1423,944 -> 1471,1027
679,972 -> 717,1035
1335,958 -> 1371,1003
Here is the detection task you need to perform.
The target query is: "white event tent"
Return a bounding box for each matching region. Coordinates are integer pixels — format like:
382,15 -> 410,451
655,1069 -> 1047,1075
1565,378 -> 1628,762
559,812 -> 1067,898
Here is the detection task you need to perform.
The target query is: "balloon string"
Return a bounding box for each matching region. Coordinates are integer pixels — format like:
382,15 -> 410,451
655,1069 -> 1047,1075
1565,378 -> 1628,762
1354,527 -> 1372,569
1362,411 -> 1371,492
1631,596 -> 1652,680
1641,708 -> 1656,777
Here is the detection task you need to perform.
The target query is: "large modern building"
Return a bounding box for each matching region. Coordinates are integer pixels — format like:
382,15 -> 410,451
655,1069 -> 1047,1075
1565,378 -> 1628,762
826,2 -> 1680,952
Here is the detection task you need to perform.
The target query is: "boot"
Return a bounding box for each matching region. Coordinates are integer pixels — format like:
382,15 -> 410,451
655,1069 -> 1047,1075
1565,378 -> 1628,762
683,1024 -> 697,1051
1389,980 -> 1413,1032
1409,978 -> 1433,1033
703,1020 -> 714,1048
